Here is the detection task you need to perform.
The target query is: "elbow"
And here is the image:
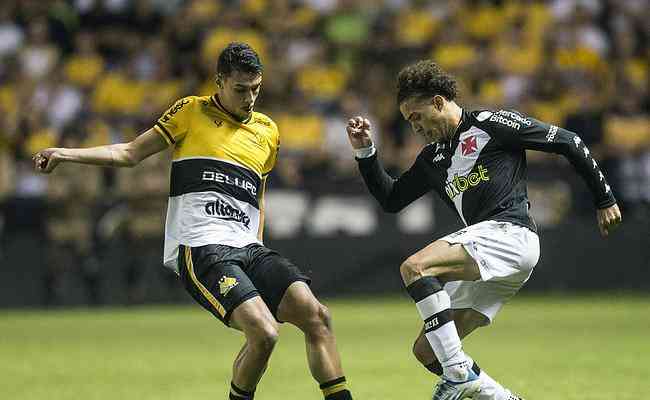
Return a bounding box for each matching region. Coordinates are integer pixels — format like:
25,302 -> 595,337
122,144 -> 141,167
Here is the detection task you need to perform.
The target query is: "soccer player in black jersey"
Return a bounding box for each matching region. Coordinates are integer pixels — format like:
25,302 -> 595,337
33,43 -> 354,400
346,60 -> 621,400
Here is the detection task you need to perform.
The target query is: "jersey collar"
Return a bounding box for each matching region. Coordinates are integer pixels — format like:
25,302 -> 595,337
210,95 -> 253,124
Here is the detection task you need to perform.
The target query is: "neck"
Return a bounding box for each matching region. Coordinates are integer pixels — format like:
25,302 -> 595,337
444,102 -> 463,140
213,94 -> 250,123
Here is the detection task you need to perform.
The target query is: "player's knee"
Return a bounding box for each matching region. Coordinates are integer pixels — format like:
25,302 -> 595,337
304,302 -> 333,338
248,322 -> 279,353
400,256 -> 432,284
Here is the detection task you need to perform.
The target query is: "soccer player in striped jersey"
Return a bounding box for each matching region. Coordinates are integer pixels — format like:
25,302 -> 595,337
346,60 -> 621,400
33,42 -> 353,400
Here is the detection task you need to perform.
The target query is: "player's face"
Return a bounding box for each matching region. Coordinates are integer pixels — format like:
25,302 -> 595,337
400,96 -> 451,143
217,71 -> 262,121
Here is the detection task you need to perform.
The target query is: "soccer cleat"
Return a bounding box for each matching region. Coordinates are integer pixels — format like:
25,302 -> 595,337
431,367 -> 481,400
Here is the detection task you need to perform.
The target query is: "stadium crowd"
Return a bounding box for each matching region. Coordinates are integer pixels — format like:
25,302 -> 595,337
0,0 -> 648,304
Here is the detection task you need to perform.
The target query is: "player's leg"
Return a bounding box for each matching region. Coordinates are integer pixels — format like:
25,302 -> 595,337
412,308 -> 487,373
177,244 -> 276,400
400,239 -> 482,387
405,221 -> 539,399
413,309 -> 519,399
277,282 -> 352,400
245,245 -> 353,400
228,297 -> 279,398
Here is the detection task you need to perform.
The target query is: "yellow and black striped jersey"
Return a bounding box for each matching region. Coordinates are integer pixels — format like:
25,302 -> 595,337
153,95 -> 280,272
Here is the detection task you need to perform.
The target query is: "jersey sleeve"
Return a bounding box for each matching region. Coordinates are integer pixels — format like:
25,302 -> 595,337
479,109 -> 616,209
356,150 -> 432,213
262,120 -> 280,176
153,97 -> 194,145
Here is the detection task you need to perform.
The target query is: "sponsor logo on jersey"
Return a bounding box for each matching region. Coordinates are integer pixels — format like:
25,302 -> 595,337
496,110 -> 532,126
205,199 -> 251,229
254,117 -> 271,127
476,111 -> 493,122
218,276 -> 239,296
461,135 -> 478,156
433,153 -> 445,162
202,171 -> 257,197
489,114 -> 522,130
445,165 -> 490,200
161,99 -> 189,123
546,125 -> 558,142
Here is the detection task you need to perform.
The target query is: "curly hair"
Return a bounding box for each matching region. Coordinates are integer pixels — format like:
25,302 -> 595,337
396,60 -> 457,105
217,42 -> 263,77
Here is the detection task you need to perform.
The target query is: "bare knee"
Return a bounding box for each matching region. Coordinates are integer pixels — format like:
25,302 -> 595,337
400,255 -> 438,285
247,321 -> 279,354
301,302 -> 333,339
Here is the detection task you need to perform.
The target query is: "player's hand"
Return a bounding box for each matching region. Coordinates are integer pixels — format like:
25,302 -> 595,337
596,203 -> 622,237
32,148 -> 64,174
346,116 -> 373,149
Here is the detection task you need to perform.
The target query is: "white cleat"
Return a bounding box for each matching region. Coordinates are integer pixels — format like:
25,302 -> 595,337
431,367 -> 481,400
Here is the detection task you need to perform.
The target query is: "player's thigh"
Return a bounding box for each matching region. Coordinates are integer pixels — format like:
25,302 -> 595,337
276,281 -> 329,330
245,245 -> 311,322
177,244 -> 260,327
404,240 -> 481,283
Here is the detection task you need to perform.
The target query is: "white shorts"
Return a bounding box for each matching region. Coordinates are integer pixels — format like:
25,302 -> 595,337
439,220 -> 540,323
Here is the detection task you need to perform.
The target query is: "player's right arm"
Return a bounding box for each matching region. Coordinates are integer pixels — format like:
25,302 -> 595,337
346,116 -> 431,213
33,128 -> 168,173
34,97 -> 194,174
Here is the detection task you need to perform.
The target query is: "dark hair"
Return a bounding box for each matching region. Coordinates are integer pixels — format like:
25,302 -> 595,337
396,60 -> 457,104
216,42 -> 263,77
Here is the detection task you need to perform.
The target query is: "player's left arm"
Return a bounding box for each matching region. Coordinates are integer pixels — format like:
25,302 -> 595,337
485,110 -> 621,236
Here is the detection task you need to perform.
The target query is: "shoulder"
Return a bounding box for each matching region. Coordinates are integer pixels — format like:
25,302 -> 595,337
252,111 -> 279,138
160,96 -> 200,119
469,108 -> 533,130
252,111 -> 277,129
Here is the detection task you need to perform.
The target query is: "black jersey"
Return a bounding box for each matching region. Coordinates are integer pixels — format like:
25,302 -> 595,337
357,109 -> 616,233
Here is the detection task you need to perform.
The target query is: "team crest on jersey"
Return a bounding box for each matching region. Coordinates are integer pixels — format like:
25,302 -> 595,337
214,119 -> 224,127
219,276 -> 239,296
461,135 -> 478,156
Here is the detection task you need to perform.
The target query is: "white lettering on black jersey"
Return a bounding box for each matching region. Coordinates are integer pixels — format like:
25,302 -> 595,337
357,109 -> 617,231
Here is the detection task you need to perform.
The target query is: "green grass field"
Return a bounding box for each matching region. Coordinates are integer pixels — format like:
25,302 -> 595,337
1,295 -> 648,400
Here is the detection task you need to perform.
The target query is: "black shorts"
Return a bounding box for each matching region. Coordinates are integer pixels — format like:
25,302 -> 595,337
177,243 -> 311,326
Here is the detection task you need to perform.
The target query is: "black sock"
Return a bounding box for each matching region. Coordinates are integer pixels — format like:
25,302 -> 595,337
320,376 -> 352,400
230,382 -> 255,400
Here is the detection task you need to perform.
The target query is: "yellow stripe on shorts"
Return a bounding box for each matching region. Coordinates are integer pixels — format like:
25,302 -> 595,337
184,246 -> 227,317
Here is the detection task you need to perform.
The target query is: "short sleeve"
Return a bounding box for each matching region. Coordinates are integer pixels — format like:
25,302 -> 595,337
154,97 -> 194,145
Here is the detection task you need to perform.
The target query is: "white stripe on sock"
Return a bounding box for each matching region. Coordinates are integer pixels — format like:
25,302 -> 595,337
415,290 -> 451,319
415,291 -> 466,371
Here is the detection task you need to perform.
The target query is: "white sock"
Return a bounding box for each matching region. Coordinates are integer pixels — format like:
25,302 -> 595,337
474,371 -> 513,400
415,290 -> 470,381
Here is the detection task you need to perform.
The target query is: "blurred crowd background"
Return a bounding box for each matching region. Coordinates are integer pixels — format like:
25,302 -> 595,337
0,0 -> 648,306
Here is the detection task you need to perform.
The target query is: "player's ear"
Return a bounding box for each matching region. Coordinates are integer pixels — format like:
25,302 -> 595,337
432,95 -> 445,112
215,74 -> 224,88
